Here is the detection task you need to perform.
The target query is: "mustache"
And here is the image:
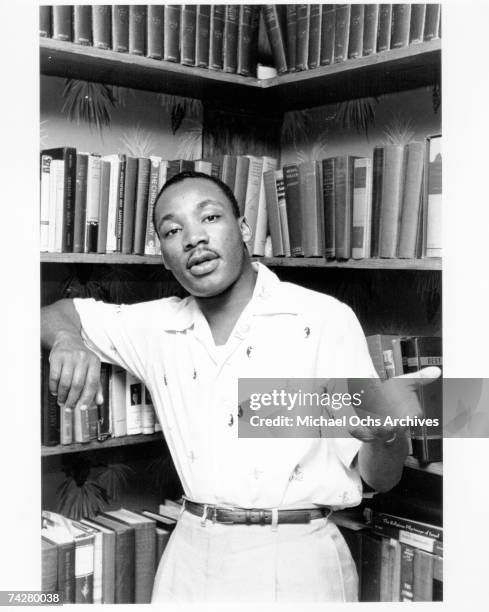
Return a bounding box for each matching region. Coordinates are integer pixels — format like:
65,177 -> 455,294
186,248 -> 220,269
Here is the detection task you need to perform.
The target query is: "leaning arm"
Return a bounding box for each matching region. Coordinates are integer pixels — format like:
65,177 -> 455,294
358,429 -> 409,492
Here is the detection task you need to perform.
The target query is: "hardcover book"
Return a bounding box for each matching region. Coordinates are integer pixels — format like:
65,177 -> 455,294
196,5 -> 211,68
334,4 -> 351,63
73,5 -> 92,46
146,5 -> 164,59
129,5 -> 146,55
295,4 -> 310,70
163,5 -> 180,62
180,5 -> 197,66
348,3 -> 364,59
320,4 -> 336,65
112,5 -> 129,52
308,4 -> 321,69
92,5 -> 111,50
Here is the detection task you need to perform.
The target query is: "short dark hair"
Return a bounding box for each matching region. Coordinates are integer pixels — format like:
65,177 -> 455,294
153,170 -> 240,237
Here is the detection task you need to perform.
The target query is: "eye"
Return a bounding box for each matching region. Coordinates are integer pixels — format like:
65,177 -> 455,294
163,227 -> 181,238
204,214 -> 220,223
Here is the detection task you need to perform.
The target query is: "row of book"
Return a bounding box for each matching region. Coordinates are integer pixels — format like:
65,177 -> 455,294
366,334 -> 442,464
40,5 -> 262,77
337,509 -> 443,601
41,503 -> 180,603
41,355 -> 162,447
263,4 -> 442,74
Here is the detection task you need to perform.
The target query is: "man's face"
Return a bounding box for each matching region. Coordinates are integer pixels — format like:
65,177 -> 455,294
154,178 -> 251,297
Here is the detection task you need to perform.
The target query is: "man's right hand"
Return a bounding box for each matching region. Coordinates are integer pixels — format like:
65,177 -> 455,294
49,331 -> 103,409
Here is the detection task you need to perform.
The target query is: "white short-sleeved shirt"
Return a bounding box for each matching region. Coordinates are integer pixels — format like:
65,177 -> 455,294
74,263 -> 378,509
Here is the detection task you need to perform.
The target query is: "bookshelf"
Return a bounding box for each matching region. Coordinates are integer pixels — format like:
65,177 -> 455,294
41,432 -> 163,457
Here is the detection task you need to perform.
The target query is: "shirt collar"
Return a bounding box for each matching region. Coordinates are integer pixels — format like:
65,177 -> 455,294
161,262 -> 298,332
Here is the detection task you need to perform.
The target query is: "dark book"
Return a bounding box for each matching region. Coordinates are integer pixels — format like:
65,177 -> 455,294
237,5 -> 260,77
52,5 -> 72,41
370,146 -> 384,257
80,518 -> 116,604
320,4 -> 336,65
363,4 -> 379,55
334,155 -> 358,260
163,5 -> 180,62
377,4 -> 392,52
397,141 -> 425,258
223,5 -> 239,73
348,3 -> 364,59
308,5 -> 321,69
180,5 -> 197,66
400,543 -> 415,601
122,156 -> 138,254
233,155 -> 250,216
391,4 -> 411,49
209,4 -> 225,70
221,154 -> 237,191
90,515 -> 135,603
321,157 -> 335,258
166,159 -> 193,181
112,5 -> 129,52
97,160 -> 111,253
286,5 -> 297,72
42,147 -> 77,253
378,144 -> 405,258
73,5 -> 92,46
409,4 -> 426,44
283,164 -> 303,256
299,161 -> 323,256
432,554 -> 443,601
423,3 -> 441,41
41,537 -> 58,592
361,533 -> 383,601
334,4 -> 351,63
133,157 -> 151,255
85,153 -> 102,253
195,5 -> 211,68
39,5 -> 52,38
129,5 -> 146,56
41,527 -> 76,603
92,5 -> 111,50
97,362 -> 111,440
116,156 -> 127,252
146,5 -> 164,59
73,153 -> 88,253
41,350 -> 59,446
295,4 -> 310,71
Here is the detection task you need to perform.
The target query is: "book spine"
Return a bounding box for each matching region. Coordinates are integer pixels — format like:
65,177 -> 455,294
60,404 -> 73,445
391,4 -> 412,49
41,539 -> 58,592
62,148 -> 77,253
209,5 -> 225,70
373,513 -> 443,544
370,147 -> 384,257
52,160 -> 65,254
52,6 -> 72,42
352,158 -> 372,259
424,4 -> 441,41
97,363 -> 111,441
424,135 -> 442,257
400,543 -> 415,601
126,374 -> 143,435
133,158 -> 151,255
73,153 -> 88,253
397,141 -> 425,258
115,528 -> 135,603
223,5 -> 239,73
237,5 -> 254,76
283,164 -> 303,256
334,156 -> 355,260
221,154 -> 237,191
233,156 -> 250,215
122,157 -> 138,254
379,145 -> 405,258
432,554 -> 443,601
286,5 -> 297,72
320,4 -> 336,65
142,387 -> 156,434
74,537 -> 94,603
295,4 -> 310,71
97,160 -> 111,253
195,5 -> 211,68
129,5 -> 146,56
146,5 -> 164,59
243,156 -> 264,253
409,4 -> 426,44
363,4 -> 379,55
276,170 -> 291,257
377,4 -> 392,51
115,157 -> 126,252
112,5 -> 129,52
163,5 -> 180,62
321,157 -> 335,258
308,5 -> 321,69
73,404 -> 90,443
40,155 -> 52,252
180,5 -> 197,66
85,154 -> 102,254
88,404 -> 98,440
334,4 -> 351,63
41,352 -> 60,446
144,157 -> 162,255
39,6 -> 52,38
413,549 -> 434,601
253,157 -> 277,255
58,542 -> 76,603
92,5 -> 111,50
299,161 -> 323,256
73,6 -> 92,46
348,4 -> 364,59
263,169 -> 284,257
110,365 -> 127,437
103,155 -> 119,253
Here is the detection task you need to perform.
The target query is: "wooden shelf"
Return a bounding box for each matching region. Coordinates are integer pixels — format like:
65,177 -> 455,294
40,252 -> 442,271
40,38 -> 441,111
404,456 -> 443,476
41,432 -> 163,457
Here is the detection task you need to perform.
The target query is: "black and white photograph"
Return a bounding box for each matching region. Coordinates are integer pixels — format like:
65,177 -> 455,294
1,1 -> 488,609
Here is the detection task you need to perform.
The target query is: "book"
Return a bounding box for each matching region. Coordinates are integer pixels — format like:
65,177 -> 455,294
320,157 -> 335,258
195,5 -> 211,68
223,5 -> 239,73
361,533 -> 383,601
40,154 -> 52,252
372,511 -> 443,552
370,146 -> 384,257
104,509 -> 156,603
52,5 -> 72,42
110,365 -> 127,438
129,5 -> 146,56
378,144 -> 405,258
63,518 -> 95,604
73,5 -> 92,46
234,155 -> 250,215
299,161 -> 323,257
47,159 -> 64,253
363,4 -> 379,55
400,542 -> 415,601
84,153 -> 102,253
253,156 -> 277,256
142,386 -> 156,434
125,373 -> 143,435
209,5 -> 225,70
380,537 -> 401,601
308,5 -> 321,69
180,5 -> 197,66
163,5 -> 180,62
377,4 -> 392,52
39,5 -> 52,38
334,155 -> 358,260
413,548 -> 434,601
92,5 -> 111,50
263,169 -> 285,257
424,134 -> 442,257
366,334 -> 402,380
283,164 -> 303,256
41,513 -> 76,603
286,5 -> 297,72
237,5 -> 260,77
73,403 -> 89,443
391,4 -> 412,49
41,537 -> 58,592
121,156 -> 138,254
155,526 -> 171,565
41,350 -> 59,446
334,4 -> 351,63
97,362 -> 111,441
320,4 -> 336,65
72,153 -> 88,253
144,156 -> 162,255
295,4 -> 310,71
221,154 -> 237,191
101,154 -> 123,253
141,509 -> 178,532
60,404 -> 73,445
397,141 -> 425,258
243,155 -> 264,253
275,169 -> 291,257
112,5 -> 129,53
348,3 -> 364,59
81,518 -> 116,604
432,553 -> 443,601
409,4 -> 427,44
352,157 -> 372,259
146,5 -> 164,59
97,160 -> 111,253
133,157 -> 151,255
76,521 -> 102,603
424,4 -> 441,41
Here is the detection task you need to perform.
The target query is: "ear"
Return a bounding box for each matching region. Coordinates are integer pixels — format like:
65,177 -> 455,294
239,216 -> 252,244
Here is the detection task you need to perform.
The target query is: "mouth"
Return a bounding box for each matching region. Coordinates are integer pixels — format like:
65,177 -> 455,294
187,250 -> 220,277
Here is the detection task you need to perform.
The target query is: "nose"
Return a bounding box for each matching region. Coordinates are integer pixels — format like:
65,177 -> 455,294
182,222 -> 209,251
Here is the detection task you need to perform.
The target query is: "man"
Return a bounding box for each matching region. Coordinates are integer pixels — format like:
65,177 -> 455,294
41,171 -> 437,602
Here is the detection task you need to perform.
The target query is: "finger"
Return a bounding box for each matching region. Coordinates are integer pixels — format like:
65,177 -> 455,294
48,356 -> 62,397
64,361 -> 89,409
398,366 -> 441,384
78,360 -> 101,408
56,362 -> 76,406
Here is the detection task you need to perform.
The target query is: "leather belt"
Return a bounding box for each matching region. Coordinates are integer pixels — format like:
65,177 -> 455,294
183,499 -> 333,525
